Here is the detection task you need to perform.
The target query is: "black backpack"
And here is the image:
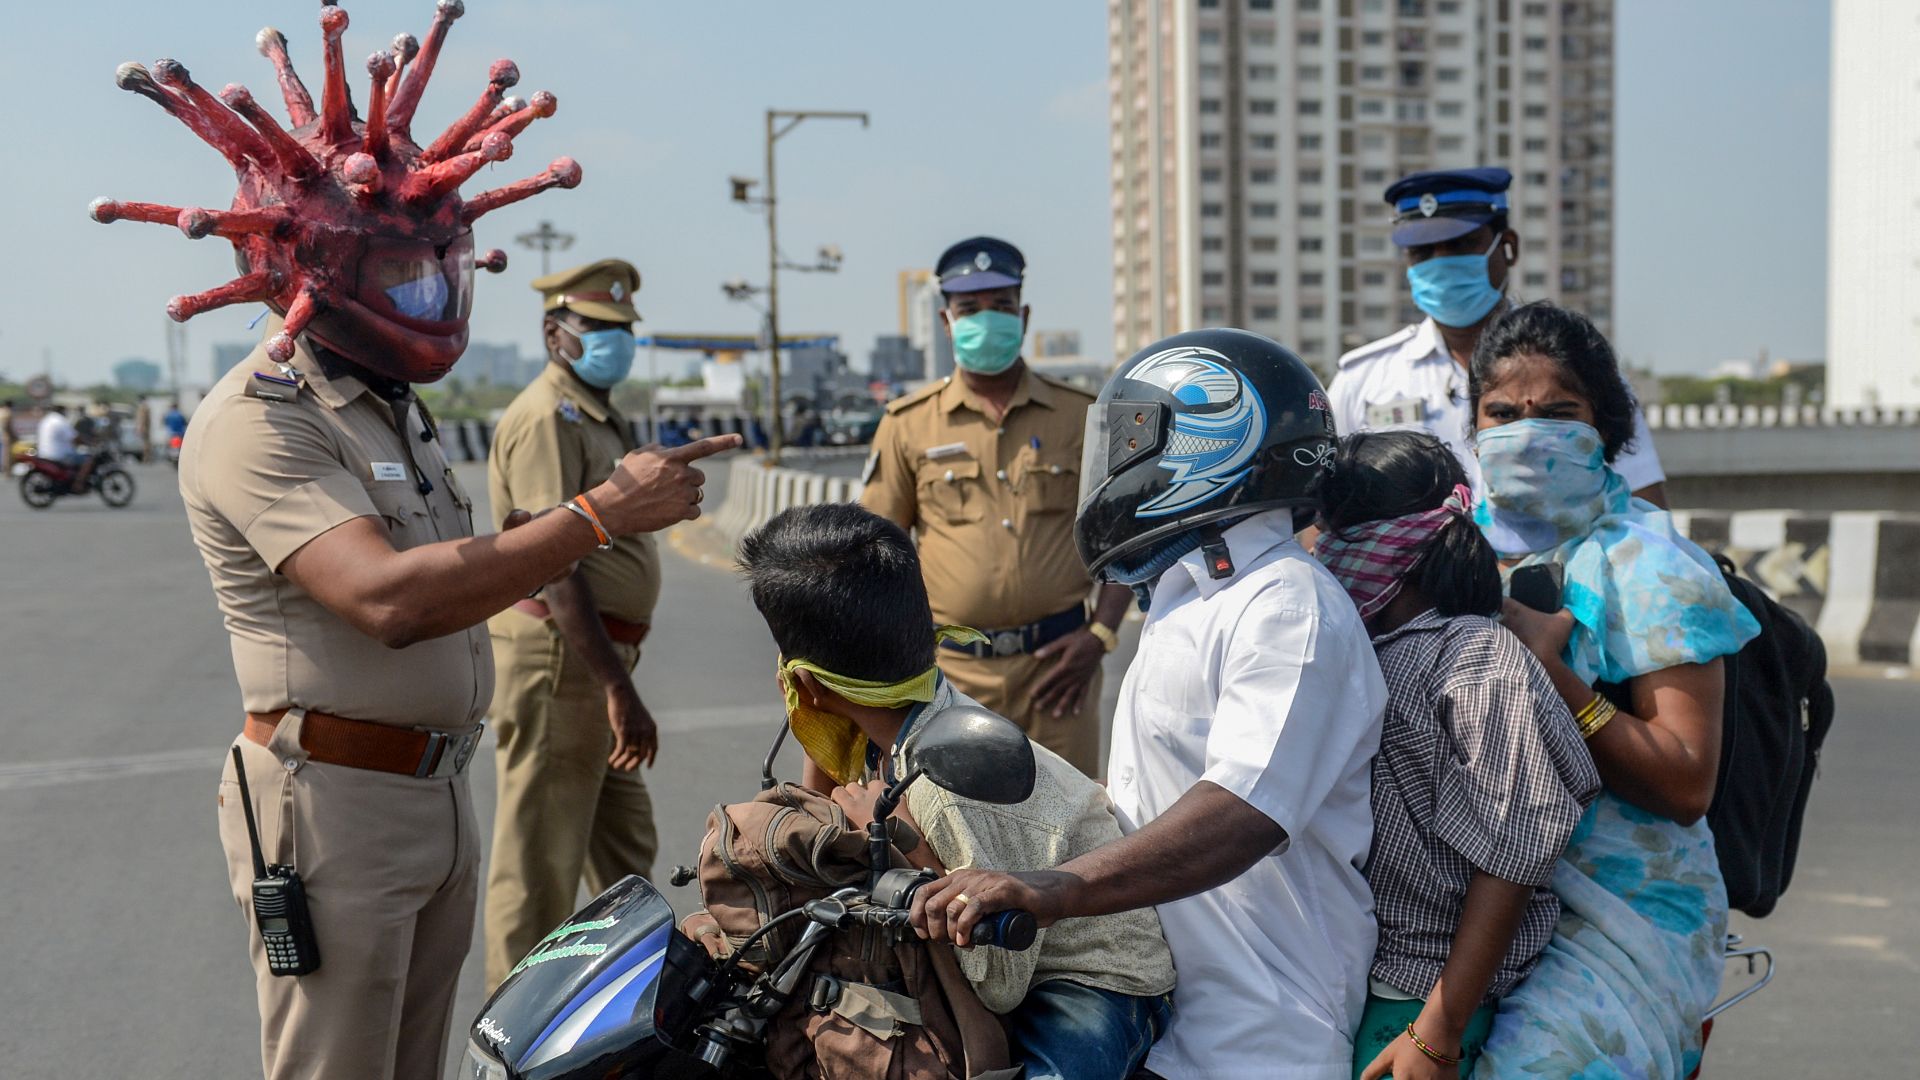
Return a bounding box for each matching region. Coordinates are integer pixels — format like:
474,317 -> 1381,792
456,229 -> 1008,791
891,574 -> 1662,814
1707,555 -> 1836,917
1602,554 -> 1835,917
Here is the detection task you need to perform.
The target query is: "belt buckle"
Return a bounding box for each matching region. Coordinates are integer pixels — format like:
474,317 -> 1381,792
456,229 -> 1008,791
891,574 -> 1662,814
418,725 -> 483,779
991,630 -> 1023,657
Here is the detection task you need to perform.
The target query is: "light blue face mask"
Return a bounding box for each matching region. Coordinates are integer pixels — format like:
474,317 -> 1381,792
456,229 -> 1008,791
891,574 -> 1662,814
1406,234 -> 1506,328
560,324 -> 636,388
949,309 -> 1024,375
384,274 -> 450,321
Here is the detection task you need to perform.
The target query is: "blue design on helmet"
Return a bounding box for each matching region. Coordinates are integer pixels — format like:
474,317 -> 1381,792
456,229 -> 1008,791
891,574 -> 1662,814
1123,346 -> 1269,518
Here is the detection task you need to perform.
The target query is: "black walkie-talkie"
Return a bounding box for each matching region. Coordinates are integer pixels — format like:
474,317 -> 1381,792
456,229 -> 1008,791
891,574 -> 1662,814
231,746 -> 320,976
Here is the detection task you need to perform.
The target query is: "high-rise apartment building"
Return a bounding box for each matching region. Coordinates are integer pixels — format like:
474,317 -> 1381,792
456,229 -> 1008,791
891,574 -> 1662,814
1109,0 -> 1615,372
1827,0 -> 1920,408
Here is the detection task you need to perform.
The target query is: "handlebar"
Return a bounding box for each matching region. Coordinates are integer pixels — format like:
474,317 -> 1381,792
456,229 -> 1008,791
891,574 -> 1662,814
836,904 -> 1038,951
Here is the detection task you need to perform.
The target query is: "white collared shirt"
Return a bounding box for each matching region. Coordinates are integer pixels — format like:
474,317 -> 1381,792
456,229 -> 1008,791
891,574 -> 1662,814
36,412 -> 76,460
1328,317 -> 1666,492
1107,511 -> 1388,1080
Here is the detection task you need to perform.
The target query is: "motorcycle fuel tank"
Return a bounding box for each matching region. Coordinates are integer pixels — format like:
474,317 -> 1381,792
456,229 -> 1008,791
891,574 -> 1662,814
463,875 -> 714,1080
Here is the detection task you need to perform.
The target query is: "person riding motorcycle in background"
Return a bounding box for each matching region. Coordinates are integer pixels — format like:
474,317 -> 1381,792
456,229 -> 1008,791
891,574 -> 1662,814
914,329 -> 1390,1080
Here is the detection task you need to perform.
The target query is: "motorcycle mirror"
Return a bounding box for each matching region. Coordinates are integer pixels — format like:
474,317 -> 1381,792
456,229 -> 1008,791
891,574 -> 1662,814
898,705 -> 1036,806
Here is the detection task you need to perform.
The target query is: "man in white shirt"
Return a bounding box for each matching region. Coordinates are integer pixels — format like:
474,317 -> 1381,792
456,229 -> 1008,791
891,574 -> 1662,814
914,329 -> 1388,1079
35,405 -> 98,491
1329,166 -> 1667,505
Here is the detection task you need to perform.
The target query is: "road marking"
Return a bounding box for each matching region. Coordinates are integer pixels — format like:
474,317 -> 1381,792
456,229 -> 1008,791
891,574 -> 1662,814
1808,891 -> 1894,909
0,748 -> 219,791
1827,934 -> 1888,950
0,706 -> 779,791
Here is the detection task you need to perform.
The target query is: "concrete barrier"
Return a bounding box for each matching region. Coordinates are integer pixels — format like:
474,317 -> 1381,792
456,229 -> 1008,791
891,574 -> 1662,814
710,454 -> 864,551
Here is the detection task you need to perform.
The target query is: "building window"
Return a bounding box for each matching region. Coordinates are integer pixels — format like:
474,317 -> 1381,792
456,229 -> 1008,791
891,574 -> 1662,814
1435,66 -> 1463,83
1523,204 -> 1548,219
1436,100 -> 1464,118
1359,98 -> 1387,117
1250,167 -> 1277,184
1203,304 -> 1227,321
1249,0 -> 1275,9
1299,167 -> 1324,184
1524,35 -> 1548,50
1299,237 -> 1324,252
1362,270 -> 1387,286
1435,32 -> 1464,49
1200,132 -> 1224,150
1363,305 -> 1390,321
1199,28 -> 1223,45
1248,63 -> 1277,80
1525,68 -> 1550,85
1200,63 -> 1224,80
1524,271 -> 1549,289
1251,202 -> 1279,218
1301,270 -> 1324,286
1298,99 -> 1322,116
1300,64 -> 1324,82
1250,28 -> 1277,46
1436,134 -> 1464,153
1198,0 -> 1219,7
1360,167 -> 1387,185
1299,202 -> 1324,218
1361,132 -> 1387,151
1437,0 -> 1461,12
1299,132 -> 1323,150
1202,236 -> 1226,252
1523,1 -> 1548,15
1251,133 -> 1279,150
1251,270 -> 1279,287
1200,166 -> 1224,183
1302,338 -> 1326,356
1360,234 -> 1388,254
1250,235 -> 1279,253
1250,98 -> 1278,115
1396,99 -> 1427,121
1524,103 -> 1549,119
1251,303 -> 1280,320
1299,29 -> 1322,46
1200,98 -> 1223,114
1361,65 -> 1387,82
1201,202 -> 1225,218
1523,137 -> 1549,152
1301,304 -> 1325,320
1202,271 -> 1226,286
1361,30 -> 1386,47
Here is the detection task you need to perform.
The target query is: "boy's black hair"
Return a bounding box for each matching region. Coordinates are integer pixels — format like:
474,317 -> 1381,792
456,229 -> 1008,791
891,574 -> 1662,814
737,503 -> 935,683
1318,430 -> 1503,619
1469,300 -> 1638,462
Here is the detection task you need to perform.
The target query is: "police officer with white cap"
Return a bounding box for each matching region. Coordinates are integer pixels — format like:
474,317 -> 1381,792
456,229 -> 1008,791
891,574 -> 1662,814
1329,167 -> 1668,505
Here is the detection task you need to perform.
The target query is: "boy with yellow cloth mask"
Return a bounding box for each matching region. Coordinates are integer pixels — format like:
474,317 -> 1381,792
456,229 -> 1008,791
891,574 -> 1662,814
739,504 -> 1175,1080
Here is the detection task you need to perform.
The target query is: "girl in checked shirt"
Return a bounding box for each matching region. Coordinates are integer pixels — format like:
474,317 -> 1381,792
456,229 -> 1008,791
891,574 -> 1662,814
1315,432 -> 1601,1079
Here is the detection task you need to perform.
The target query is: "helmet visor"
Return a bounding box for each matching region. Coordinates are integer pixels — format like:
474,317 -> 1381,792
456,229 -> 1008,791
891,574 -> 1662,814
356,233 -> 475,324
1078,402 -> 1107,511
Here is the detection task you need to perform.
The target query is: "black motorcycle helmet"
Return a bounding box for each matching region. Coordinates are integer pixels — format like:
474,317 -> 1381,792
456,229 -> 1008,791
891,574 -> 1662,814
1074,328 -> 1336,582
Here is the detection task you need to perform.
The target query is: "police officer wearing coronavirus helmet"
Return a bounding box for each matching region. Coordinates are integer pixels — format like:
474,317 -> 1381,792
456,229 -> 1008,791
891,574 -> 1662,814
913,328 -> 1390,1080
1329,166 -> 1668,505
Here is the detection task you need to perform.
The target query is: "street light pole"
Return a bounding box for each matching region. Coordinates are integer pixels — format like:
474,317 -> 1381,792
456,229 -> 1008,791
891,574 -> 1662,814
760,108 -> 868,463
515,220 -> 575,277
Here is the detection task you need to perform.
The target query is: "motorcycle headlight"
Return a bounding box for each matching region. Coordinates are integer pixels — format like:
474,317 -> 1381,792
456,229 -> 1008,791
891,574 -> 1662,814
461,1039 -> 509,1080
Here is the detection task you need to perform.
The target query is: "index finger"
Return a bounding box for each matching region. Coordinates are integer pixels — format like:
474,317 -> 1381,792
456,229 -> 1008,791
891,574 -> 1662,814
661,433 -> 744,462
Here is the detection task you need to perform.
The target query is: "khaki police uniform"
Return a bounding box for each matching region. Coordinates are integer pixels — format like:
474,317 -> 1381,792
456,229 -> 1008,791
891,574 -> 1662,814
181,315 -> 487,1080
860,366 -> 1105,774
483,260 -> 662,989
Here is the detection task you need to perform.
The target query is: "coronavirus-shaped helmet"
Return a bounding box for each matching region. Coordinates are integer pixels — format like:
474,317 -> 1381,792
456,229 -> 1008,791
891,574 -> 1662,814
90,0 -> 581,382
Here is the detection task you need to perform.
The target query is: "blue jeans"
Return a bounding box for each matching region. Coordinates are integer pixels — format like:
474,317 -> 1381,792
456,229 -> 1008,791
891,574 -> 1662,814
1007,979 -> 1172,1080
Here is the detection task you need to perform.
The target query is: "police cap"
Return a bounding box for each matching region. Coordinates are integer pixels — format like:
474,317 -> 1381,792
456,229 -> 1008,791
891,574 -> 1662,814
530,258 -> 642,323
1384,166 -> 1512,247
936,236 -> 1025,294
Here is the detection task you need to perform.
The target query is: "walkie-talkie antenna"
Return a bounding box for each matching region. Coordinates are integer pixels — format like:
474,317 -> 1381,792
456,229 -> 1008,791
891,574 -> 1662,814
231,745 -> 270,879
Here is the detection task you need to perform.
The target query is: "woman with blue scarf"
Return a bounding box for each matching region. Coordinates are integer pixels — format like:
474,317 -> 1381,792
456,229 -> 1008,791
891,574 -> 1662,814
1465,303 -> 1759,1079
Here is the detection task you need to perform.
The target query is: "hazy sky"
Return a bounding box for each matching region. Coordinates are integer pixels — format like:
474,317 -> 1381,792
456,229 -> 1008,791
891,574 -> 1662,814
0,0 -> 1828,387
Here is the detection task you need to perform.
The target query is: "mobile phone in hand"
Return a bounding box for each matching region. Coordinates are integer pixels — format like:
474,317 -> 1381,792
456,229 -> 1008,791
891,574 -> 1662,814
1509,564 -> 1564,613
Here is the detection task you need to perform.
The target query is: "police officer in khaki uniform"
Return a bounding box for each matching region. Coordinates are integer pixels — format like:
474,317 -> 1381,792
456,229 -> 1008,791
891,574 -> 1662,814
183,311 -> 735,1080
483,260 -> 664,988
858,237 -> 1131,776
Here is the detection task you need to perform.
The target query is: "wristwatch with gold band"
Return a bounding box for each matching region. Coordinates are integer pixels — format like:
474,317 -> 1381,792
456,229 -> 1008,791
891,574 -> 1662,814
1086,621 -> 1119,653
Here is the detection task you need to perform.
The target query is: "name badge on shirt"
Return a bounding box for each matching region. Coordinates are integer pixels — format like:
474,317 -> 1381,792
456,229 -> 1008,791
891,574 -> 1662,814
923,442 -> 968,461
371,461 -> 408,482
1365,397 -> 1427,429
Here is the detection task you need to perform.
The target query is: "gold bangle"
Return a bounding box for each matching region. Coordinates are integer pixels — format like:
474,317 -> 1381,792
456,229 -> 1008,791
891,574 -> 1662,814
1580,697 -> 1618,740
1405,1023 -> 1461,1067
1571,691 -> 1605,726
1086,621 -> 1119,653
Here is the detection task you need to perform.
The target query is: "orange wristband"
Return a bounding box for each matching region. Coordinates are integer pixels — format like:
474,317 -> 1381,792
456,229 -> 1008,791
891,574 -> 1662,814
562,497 -> 611,549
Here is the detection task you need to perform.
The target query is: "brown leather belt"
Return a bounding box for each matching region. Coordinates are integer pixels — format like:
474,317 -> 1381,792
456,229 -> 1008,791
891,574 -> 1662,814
512,598 -> 651,646
244,710 -> 483,779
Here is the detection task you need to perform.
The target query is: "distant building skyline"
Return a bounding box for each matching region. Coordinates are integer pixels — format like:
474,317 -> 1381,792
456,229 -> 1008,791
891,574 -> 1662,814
1108,0 -> 1617,370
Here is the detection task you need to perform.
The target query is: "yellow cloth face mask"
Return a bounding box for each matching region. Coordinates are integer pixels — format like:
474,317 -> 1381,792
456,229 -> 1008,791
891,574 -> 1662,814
780,626 -> 987,786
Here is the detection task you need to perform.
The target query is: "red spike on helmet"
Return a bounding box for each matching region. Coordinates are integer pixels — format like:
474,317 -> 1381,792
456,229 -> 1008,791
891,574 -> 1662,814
91,1 -> 580,383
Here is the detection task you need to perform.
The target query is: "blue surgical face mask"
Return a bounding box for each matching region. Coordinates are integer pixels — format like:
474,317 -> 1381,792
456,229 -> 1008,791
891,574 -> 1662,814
1406,234 -> 1506,328
949,309 -> 1024,375
559,324 -> 636,389
1472,418 -> 1614,555
384,273 -> 450,321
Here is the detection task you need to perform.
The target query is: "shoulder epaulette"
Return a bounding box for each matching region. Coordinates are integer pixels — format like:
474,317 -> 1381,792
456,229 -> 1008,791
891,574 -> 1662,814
243,364 -> 305,403
885,378 -> 949,414
1337,324 -> 1419,369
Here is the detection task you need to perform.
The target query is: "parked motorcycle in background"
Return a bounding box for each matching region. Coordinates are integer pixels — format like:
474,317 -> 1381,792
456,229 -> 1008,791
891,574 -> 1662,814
15,445 -> 136,509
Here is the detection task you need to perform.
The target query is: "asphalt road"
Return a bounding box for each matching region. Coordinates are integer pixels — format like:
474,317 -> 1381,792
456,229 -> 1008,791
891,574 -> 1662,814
0,455 -> 1905,1076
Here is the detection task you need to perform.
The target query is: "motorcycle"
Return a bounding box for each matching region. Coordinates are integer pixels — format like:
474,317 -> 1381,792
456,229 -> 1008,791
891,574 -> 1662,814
164,433 -> 184,470
16,447 -> 136,509
461,705 -> 1040,1080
